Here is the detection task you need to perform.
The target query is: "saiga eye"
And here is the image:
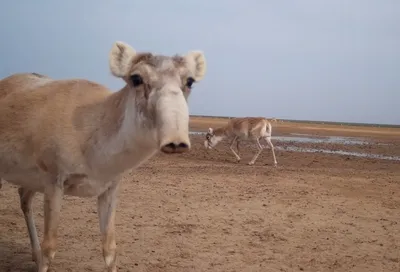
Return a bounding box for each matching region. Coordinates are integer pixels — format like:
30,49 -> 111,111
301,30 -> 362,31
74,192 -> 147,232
186,77 -> 195,88
130,74 -> 143,87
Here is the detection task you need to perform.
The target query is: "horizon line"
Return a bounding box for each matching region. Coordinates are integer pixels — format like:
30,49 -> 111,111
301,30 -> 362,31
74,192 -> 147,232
190,114 -> 400,128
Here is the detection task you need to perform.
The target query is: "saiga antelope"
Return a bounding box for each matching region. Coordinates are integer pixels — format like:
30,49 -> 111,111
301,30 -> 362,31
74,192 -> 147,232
0,41 -> 206,272
204,117 -> 277,166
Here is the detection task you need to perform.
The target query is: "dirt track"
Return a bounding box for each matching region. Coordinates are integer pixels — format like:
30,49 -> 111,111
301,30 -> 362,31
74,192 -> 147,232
0,117 -> 399,272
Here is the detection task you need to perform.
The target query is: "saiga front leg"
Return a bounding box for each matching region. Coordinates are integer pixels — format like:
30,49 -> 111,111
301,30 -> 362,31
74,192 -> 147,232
236,139 -> 241,156
38,177 -> 64,272
248,138 -> 263,165
18,188 -> 41,264
98,182 -> 119,272
263,136 -> 278,167
229,136 -> 241,162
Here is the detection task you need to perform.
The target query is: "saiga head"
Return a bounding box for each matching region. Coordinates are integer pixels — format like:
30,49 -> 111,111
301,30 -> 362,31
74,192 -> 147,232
109,41 -> 206,154
204,127 -> 222,149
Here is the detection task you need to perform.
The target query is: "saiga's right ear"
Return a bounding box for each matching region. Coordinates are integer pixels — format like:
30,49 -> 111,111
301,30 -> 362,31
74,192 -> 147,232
109,41 -> 137,78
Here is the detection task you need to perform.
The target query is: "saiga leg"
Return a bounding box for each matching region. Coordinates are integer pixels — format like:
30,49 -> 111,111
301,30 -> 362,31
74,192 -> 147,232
264,136 -> 278,166
98,182 -> 119,272
18,187 -> 41,264
229,136 -> 241,162
38,178 -> 64,272
248,138 -> 263,165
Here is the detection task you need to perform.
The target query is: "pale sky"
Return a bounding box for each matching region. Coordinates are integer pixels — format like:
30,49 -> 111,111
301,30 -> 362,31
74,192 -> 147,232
1,1 -> 399,125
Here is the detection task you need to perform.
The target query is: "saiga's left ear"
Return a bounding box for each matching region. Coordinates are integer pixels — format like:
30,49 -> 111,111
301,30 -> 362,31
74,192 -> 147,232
184,51 -> 206,81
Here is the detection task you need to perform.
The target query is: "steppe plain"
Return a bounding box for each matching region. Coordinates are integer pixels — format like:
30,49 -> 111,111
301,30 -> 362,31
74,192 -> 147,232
0,116 -> 399,272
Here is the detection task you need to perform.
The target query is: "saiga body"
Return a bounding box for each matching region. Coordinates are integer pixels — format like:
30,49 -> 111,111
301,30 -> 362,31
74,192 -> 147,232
204,117 -> 277,166
0,41 -> 207,272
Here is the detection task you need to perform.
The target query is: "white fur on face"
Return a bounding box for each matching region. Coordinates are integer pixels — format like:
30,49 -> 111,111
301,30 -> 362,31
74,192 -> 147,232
107,41 -> 207,153
206,135 -> 223,149
211,136 -> 223,146
155,85 -> 190,149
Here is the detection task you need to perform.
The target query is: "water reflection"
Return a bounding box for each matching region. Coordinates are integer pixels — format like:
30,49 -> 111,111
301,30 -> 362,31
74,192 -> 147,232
276,146 -> 400,161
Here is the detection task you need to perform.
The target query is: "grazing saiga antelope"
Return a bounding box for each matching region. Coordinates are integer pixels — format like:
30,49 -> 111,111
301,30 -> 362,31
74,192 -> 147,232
0,41 -> 206,272
204,117 -> 277,166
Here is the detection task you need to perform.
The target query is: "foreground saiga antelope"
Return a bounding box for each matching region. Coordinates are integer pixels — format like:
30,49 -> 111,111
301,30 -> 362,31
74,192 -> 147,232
0,41 -> 206,272
204,117 -> 277,166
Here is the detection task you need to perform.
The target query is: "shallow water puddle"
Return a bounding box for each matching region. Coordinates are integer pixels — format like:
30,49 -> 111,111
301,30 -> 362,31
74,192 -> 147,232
189,131 -> 399,161
190,131 -> 205,135
276,146 -> 400,161
276,135 -> 367,145
190,131 -> 367,145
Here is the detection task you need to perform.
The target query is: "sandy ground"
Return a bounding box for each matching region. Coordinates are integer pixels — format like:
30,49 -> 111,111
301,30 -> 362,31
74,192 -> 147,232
0,117 -> 399,272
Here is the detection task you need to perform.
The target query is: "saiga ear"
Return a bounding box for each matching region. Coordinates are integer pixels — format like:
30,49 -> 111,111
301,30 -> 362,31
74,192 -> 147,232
109,41 -> 137,78
185,51 -> 207,81
208,127 -> 213,134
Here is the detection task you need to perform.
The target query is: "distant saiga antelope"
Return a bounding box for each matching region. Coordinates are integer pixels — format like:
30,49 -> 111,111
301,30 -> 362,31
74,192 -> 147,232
204,117 -> 277,166
0,41 -> 206,272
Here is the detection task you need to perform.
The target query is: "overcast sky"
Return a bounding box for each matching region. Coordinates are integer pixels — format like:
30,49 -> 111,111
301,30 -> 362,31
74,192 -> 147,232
1,1 -> 399,125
